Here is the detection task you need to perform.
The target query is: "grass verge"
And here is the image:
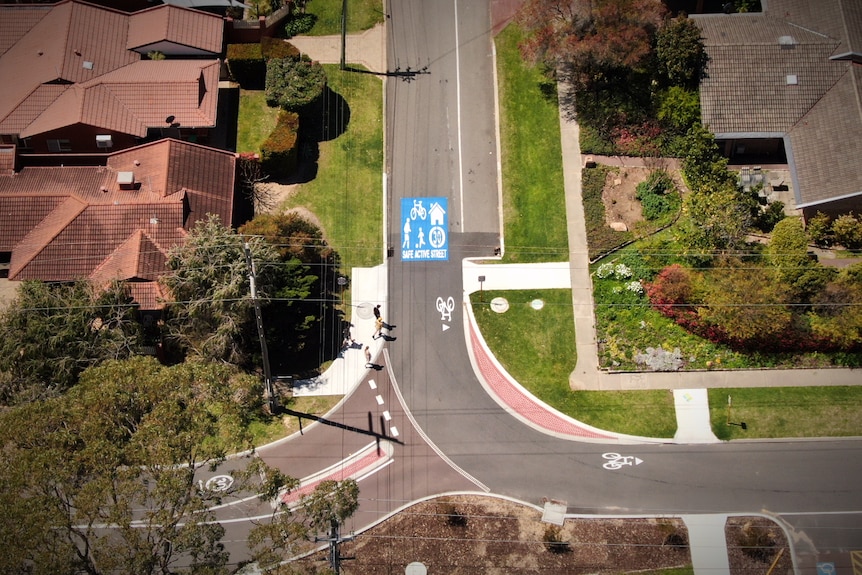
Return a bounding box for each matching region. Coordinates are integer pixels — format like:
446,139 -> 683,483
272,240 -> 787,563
248,395 -> 342,446
709,387 -> 862,440
470,289 -> 677,438
495,25 -> 568,263
305,0 -> 384,35
237,90 -> 279,154
279,64 -> 384,274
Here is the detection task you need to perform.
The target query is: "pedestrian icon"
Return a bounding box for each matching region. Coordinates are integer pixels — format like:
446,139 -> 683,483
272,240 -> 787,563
401,197 -> 448,261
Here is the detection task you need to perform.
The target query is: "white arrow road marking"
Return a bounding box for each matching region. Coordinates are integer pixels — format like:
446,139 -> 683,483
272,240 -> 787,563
442,323 -> 450,332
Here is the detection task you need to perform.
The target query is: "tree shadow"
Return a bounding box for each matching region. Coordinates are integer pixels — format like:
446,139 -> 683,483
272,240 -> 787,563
269,86 -> 351,185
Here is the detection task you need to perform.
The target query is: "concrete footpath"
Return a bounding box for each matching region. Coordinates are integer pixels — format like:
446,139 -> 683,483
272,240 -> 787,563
284,23 -> 836,575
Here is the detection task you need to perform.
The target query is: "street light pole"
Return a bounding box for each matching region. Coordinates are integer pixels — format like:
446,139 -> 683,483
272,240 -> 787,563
243,241 -> 277,414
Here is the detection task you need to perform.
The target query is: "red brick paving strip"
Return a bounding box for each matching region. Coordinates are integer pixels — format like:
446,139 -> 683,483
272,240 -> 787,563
469,322 -> 614,439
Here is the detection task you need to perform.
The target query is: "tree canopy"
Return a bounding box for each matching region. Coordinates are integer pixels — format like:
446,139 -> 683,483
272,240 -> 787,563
0,279 -> 140,404
239,211 -> 338,369
248,474 -> 359,572
266,56 -> 328,112
655,14 -> 709,88
161,214 -> 286,366
0,356 -> 263,575
516,0 -> 666,84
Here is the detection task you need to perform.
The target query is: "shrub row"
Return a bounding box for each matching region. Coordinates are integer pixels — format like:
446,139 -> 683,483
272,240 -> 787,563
260,111 -> 299,177
227,39 -> 300,89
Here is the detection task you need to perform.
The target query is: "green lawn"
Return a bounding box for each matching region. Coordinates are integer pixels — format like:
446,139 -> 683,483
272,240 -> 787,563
305,0 -> 384,35
470,290 -> 677,438
237,90 -> 279,154
278,64 -> 384,275
709,387 -> 862,440
496,25 -> 568,263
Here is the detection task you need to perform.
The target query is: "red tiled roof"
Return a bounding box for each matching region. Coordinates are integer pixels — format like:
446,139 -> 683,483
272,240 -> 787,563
0,1 -> 136,132
0,145 -> 14,176
0,139 -> 235,307
1,0 -> 223,141
126,280 -> 167,311
20,60 -> 220,138
91,229 -> 170,283
0,194 -> 68,252
128,4 -> 223,55
0,6 -> 49,58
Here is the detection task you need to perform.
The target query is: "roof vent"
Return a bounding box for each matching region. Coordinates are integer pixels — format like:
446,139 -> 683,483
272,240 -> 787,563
100,186 -> 109,193
83,61 -> 93,70
150,216 -> 160,225
786,74 -> 798,85
778,35 -> 796,48
117,171 -> 135,189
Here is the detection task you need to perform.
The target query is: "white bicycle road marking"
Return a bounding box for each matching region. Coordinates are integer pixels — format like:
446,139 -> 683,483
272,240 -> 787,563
602,452 -> 644,470
436,296 -> 455,322
199,474 -> 234,492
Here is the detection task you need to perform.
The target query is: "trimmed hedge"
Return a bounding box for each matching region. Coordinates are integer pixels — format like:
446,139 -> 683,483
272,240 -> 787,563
227,43 -> 265,89
261,37 -> 300,60
282,13 -> 317,38
261,111 -> 300,177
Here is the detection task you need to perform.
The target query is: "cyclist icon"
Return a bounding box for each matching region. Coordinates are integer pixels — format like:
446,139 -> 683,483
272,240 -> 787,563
410,199 -> 427,220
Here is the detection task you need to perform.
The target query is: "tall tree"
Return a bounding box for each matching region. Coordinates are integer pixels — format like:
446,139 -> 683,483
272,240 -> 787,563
0,356 -> 264,575
516,0 -> 666,84
655,14 -> 709,88
679,126 -> 753,254
0,279 -> 140,404
239,212 -> 335,368
161,214 -> 285,366
247,474 -> 359,573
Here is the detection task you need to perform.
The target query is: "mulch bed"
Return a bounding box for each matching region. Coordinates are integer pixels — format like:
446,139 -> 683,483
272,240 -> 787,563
289,496 -> 790,574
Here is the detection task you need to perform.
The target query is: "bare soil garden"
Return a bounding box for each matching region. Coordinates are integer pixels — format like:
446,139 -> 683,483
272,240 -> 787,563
292,495 -> 792,574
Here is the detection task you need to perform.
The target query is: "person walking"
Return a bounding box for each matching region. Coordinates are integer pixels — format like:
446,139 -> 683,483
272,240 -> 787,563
364,346 -> 373,368
373,316 -> 384,339
373,304 -> 381,320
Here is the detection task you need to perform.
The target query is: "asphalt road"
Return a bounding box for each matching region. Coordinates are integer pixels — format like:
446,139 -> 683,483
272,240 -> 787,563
205,1 -> 862,571
382,0 -> 862,572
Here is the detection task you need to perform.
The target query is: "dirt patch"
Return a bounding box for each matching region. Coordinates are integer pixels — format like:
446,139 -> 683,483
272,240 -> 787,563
602,166 -> 650,232
253,182 -> 330,240
294,495 -> 691,574
726,516 -> 793,575
290,496 -> 791,574
600,165 -> 689,233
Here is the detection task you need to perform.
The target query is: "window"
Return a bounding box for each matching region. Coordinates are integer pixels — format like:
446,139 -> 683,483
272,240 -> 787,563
96,134 -> 113,148
47,139 -> 71,152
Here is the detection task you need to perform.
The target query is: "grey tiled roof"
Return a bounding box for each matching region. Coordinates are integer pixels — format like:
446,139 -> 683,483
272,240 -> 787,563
694,0 -> 862,209
696,13 -> 843,134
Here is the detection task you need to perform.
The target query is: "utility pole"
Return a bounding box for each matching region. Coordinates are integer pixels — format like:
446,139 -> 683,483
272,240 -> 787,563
340,0 -> 346,70
243,241 -> 277,414
316,518 -> 353,575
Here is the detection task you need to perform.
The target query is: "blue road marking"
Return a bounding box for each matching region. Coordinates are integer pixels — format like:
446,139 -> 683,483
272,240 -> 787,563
400,197 -> 448,261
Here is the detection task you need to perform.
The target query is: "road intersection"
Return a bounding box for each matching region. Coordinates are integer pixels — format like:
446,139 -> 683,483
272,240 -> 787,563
212,3 -> 862,573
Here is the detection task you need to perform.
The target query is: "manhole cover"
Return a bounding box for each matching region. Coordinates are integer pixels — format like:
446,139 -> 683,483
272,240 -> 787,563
355,302 -> 374,320
531,299 -> 545,310
490,297 -> 509,313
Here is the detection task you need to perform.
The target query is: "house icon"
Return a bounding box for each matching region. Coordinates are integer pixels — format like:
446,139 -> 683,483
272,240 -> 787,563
429,201 -> 446,225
